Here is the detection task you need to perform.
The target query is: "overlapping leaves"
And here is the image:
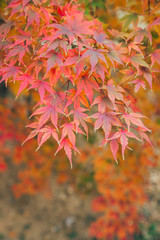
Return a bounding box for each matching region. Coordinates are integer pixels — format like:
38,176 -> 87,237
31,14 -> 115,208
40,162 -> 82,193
0,0 -> 156,166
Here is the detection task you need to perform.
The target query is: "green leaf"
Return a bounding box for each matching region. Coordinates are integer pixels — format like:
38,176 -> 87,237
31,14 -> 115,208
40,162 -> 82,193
121,13 -> 138,31
131,55 -> 149,68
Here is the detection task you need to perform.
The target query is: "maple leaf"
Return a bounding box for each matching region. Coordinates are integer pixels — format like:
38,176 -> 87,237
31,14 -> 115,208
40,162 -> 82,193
91,95 -> 115,112
110,139 -> 119,163
50,13 -> 93,43
22,129 -> 38,146
81,48 -> 108,72
120,13 -> 138,31
94,62 -> 109,83
100,80 -> 125,109
148,17 -> 160,29
30,103 -> 63,129
60,122 -> 84,147
7,0 -> 22,17
93,32 -> 109,46
108,129 -> 140,160
128,42 -> 144,56
45,52 -> 64,73
107,48 -> 123,68
5,44 -> 29,64
91,112 -> 121,139
139,66 -> 152,88
69,107 -> 89,136
46,67 -> 62,87
55,138 -> 79,169
48,23 -> 74,43
43,91 -> 66,110
24,7 -> 40,29
28,80 -> 53,102
132,79 -> 146,92
0,20 -> 14,37
22,121 -> 44,146
64,56 -> 80,67
36,126 -> 58,150
27,59 -> 45,78
122,112 -> 150,132
138,129 -> 153,147
128,28 -> 152,44
9,30 -> 32,46
107,29 -> 127,40
150,49 -> 160,67
120,68 -> 136,84
0,64 -> 22,84
40,6 -> 56,24
16,74 -> 34,98
60,122 -> 76,147
130,54 -> 149,72
44,38 -> 68,55
66,89 -> 90,109
76,74 -> 98,103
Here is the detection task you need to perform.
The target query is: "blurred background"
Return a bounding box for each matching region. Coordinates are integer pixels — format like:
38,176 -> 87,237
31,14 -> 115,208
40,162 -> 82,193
0,0 -> 160,240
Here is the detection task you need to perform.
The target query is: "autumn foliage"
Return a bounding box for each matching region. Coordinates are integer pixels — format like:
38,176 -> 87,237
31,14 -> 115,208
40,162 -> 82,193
1,0 -> 160,239
0,0 -> 158,167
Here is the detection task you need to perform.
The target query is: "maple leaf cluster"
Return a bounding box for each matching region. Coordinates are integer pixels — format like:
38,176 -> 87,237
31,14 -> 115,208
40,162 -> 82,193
0,0 -> 158,166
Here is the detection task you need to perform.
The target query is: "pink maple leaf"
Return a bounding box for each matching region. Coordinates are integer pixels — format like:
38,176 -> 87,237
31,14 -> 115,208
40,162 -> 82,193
91,96 -> 114,112
60,122 -> 76,147
151,49 -> 160,67
76,74 -> 98,103
122,112 -> 150,132
94,62 -> 109,83
108,129 -> 141,160
110,139 -> 119,163
36,126 -> 58,150
30,104 -> 63,129
0,64 -> 22,84
132,79 -> 146,92
101,80 -> 125,108
28,80 -> 53,102
16,74 -> 34,98
46,52 -> 63,73
148,17 -> 160,29
9,30 -> 32,46
69,107 -> 89,136
27,59 -> 45,78
0,20 -> 14,37
24,7 -> 40,29
5,44 -> 29,64
81,48 -> 108,72
50,13 -> 93,43
91,112 -> 121,139
55,138 -> 80,169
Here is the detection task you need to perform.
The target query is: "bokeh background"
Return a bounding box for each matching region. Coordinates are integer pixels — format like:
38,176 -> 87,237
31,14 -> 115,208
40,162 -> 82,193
0,0 -> 160,239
